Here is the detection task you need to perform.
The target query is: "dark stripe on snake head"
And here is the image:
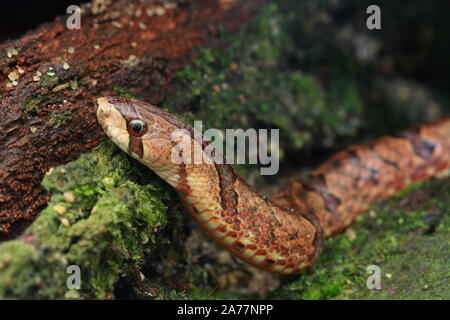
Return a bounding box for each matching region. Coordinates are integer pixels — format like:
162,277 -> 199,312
129,136 -> 144,159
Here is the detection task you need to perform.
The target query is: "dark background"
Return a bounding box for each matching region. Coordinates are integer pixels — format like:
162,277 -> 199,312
0,1 -> 88,41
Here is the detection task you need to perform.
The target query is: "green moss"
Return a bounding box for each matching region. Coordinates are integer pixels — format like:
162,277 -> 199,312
0,241 -> 67,299
25,95 -> 50,110
40,75 -> 59,87
0,142 -> 180,299
50,110 -> 73,128
112,86 -> 140,99
20,95 -> 51,121
163,2 -> 364,155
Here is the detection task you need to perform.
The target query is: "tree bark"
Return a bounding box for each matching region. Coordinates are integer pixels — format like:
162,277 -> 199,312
0,0 -> 267,239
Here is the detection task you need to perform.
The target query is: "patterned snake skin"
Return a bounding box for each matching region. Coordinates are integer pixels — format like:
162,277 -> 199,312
96,96 -> 450,274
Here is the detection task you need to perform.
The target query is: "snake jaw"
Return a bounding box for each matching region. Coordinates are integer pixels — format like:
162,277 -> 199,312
96,97 -> 131,153
96,97 -> 115,124
96,97 -> 109,111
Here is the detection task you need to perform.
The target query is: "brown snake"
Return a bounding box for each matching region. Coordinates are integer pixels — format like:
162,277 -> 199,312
96,96 -> 450,274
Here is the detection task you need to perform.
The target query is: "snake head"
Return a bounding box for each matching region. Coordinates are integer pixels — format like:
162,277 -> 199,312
96,96 -> 194,182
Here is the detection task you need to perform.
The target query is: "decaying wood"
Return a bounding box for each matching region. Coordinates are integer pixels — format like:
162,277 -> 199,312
0,0 -> 267,239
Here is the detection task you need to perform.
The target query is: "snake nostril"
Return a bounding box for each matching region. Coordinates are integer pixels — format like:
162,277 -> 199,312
101,109 -> 111,119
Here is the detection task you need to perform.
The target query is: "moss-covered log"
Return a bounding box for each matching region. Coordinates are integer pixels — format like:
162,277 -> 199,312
0,0 -> 267,238
0,143 -> 181,299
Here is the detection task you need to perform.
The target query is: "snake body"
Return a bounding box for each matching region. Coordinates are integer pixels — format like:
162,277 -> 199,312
96,96 -> 450,274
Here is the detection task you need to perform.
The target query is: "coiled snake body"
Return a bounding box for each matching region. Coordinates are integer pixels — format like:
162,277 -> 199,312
96,96 -> 450,274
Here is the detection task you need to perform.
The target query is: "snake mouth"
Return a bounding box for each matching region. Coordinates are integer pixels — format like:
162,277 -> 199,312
96,97 -> 111,119
96,97 -> 109,112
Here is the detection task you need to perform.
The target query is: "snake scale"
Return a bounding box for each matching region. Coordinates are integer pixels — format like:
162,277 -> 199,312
96,96 -> 450,274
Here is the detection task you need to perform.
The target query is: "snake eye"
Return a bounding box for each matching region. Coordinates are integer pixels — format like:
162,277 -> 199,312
127,119 -> 147,137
